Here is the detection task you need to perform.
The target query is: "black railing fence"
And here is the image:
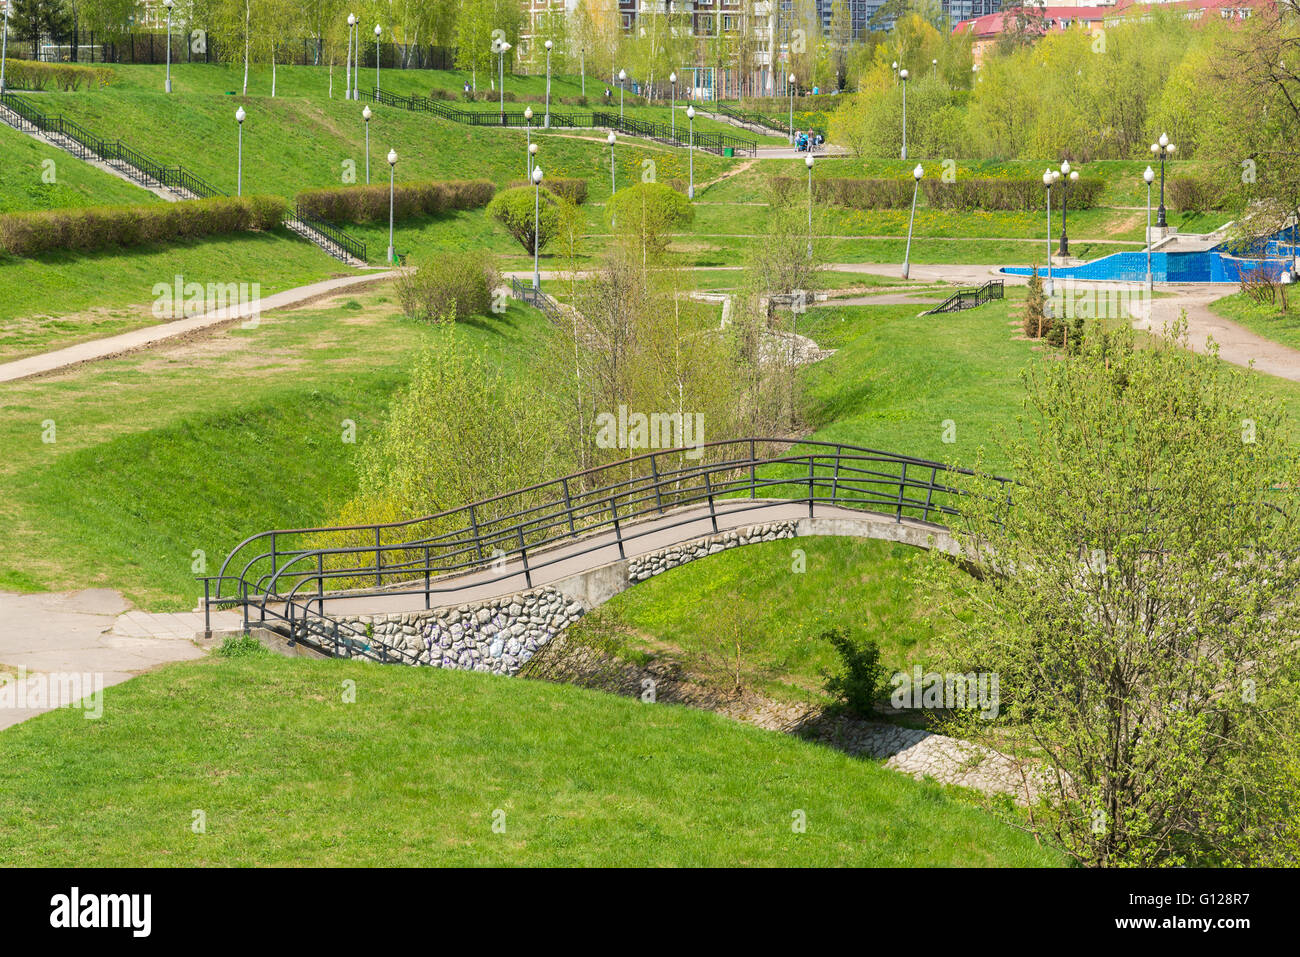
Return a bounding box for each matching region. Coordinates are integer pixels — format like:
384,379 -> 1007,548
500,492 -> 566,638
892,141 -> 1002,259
10,31 -> 454,70
925,279 -> 1005,315
363,87 -> 758,157
201,438 -> 1010,661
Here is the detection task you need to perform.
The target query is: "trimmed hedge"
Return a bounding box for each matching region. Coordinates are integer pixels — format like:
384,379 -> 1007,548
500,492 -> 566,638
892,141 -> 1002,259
924,177 -> 1103,211
1167,177 -> 1228,212
509,178 -> 588,205
295,179 -> 494,225
0,195 -> 286,258
769,175 -> 1103,211
1,58 -> 116,91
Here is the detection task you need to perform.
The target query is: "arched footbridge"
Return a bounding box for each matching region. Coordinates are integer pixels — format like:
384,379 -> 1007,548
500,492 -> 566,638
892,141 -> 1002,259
202,439 -> 1008,671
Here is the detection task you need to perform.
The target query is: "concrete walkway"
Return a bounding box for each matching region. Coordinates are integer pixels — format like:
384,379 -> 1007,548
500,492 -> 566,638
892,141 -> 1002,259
0,270 -> 397,384
0,589 -> 240,730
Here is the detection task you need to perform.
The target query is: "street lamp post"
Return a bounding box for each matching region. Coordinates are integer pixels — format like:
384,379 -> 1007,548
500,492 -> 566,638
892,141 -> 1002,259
902,164 -> 923,280
544,39 -> 553,129
670,72 -> 677,137
494,39 -> 511,125
529,141 -> 538,179
163,0 -> 174,93
788,72 -> 796,145
618,69 -> 626,121
352,14 -> 360,100
235,107 -> 246,196
686,105 -> 695,199
805,153 -> 814,259
891,61 -> 898,84
524,106 -> 533,175
532,166 -> 544,290
387,149 -> 397,264
374,25 -> 382,96
345,14 -> 354,101
1058,160 -> 1078,258
363,105 -> 372,184
0,3 -> 10,95
899,68 -> 909,160
1043,169 -> 1056,297
607,131 -> 616,227
1150,133 -> 1176,229
1144,165 -> 1155,293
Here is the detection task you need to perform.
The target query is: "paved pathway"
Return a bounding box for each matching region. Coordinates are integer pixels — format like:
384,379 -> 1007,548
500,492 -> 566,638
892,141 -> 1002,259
0,589 -> 240,730
0,271 -> 397,384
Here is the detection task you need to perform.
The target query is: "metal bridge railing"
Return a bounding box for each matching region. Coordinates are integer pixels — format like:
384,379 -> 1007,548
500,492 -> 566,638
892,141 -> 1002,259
201,439 -> 1010,657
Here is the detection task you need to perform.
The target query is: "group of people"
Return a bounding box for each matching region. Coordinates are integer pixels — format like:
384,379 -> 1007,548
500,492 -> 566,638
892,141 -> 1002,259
795,130 -> 823,152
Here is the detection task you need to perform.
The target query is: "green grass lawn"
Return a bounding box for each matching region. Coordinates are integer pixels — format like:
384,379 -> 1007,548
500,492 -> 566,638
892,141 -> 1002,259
0,652 -> 1065,866
1209,290 -> 1300,353
0,288 -> 546,606
0,228 -> 346,363
0,123 -> 159,213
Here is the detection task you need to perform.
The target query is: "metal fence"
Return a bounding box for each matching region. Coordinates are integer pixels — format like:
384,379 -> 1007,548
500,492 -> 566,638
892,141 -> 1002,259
924,280 -> 1005,315
13,31 -> 455,70
201,438 -> 1010,659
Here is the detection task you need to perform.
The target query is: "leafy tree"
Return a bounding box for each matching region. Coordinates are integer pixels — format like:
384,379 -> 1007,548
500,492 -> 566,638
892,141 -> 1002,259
10,0 -> 72,43
921,320 -> 1300,866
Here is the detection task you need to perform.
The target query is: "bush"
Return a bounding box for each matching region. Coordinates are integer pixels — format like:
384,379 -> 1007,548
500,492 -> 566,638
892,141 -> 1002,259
819,629 -> 888,717
487,185 -> 562,252
605,182 -> 694,251
0,195 -> 286,257
511,177 -> 588,206
769,176 -> 914,209
395,250 -> 500,322
1022,266 -> 1047,338
2,58 -> 115,91
296,179 -> 494,225
923,177 -> 1103,211
1167,177 -> 1227,212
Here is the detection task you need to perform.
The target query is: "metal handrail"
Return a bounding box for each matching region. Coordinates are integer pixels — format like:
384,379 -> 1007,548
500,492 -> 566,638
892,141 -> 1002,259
203,439 -> 1011,651
291,204 -> 367,263
924,279 -> 1005,316
365,87 -> 758,157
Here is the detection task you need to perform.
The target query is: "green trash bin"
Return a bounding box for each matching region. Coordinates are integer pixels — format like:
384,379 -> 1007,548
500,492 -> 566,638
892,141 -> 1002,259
723,147 -> 735,158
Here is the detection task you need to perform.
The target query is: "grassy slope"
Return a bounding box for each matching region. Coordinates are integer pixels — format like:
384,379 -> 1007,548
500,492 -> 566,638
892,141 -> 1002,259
0,291 -> 546,605
0,653 -> 1064,866
0,230 -> 346,362
0,123 -> 159,213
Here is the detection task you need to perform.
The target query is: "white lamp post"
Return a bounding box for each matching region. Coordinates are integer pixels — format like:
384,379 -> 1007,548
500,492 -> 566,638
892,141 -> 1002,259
352,14 -> 360,100
1150,132 -> 1176,229
805,153 -> 814,259
363,105 -> 372,184
494,39 -> 512,125
529,141 -> 538,179
1043,169 -> 1057,297
618,69 -> 626,121
235,107 -> 246,196
544,39 -> 553,129
374,25 -> 382,96
899,68 -> 909,160
532,165 -> 544,289
346,14 -> 355,101
524,106 -> 533,176
686,105 -> 695,199
163,0 -> 174,93
607,131 -> 617,228
903,163 -> 923,279
670,72 -> 677,137
892,60 -> 898,83
0,3 -> 10,95
1144,165 -> 1155,293
387,149 -> 398,264
788,72 -> 796,145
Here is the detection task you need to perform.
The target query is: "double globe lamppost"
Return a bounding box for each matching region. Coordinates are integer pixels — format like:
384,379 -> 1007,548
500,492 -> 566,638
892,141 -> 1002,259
494,38 -> 512,124
1150,133 -> 1176,229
